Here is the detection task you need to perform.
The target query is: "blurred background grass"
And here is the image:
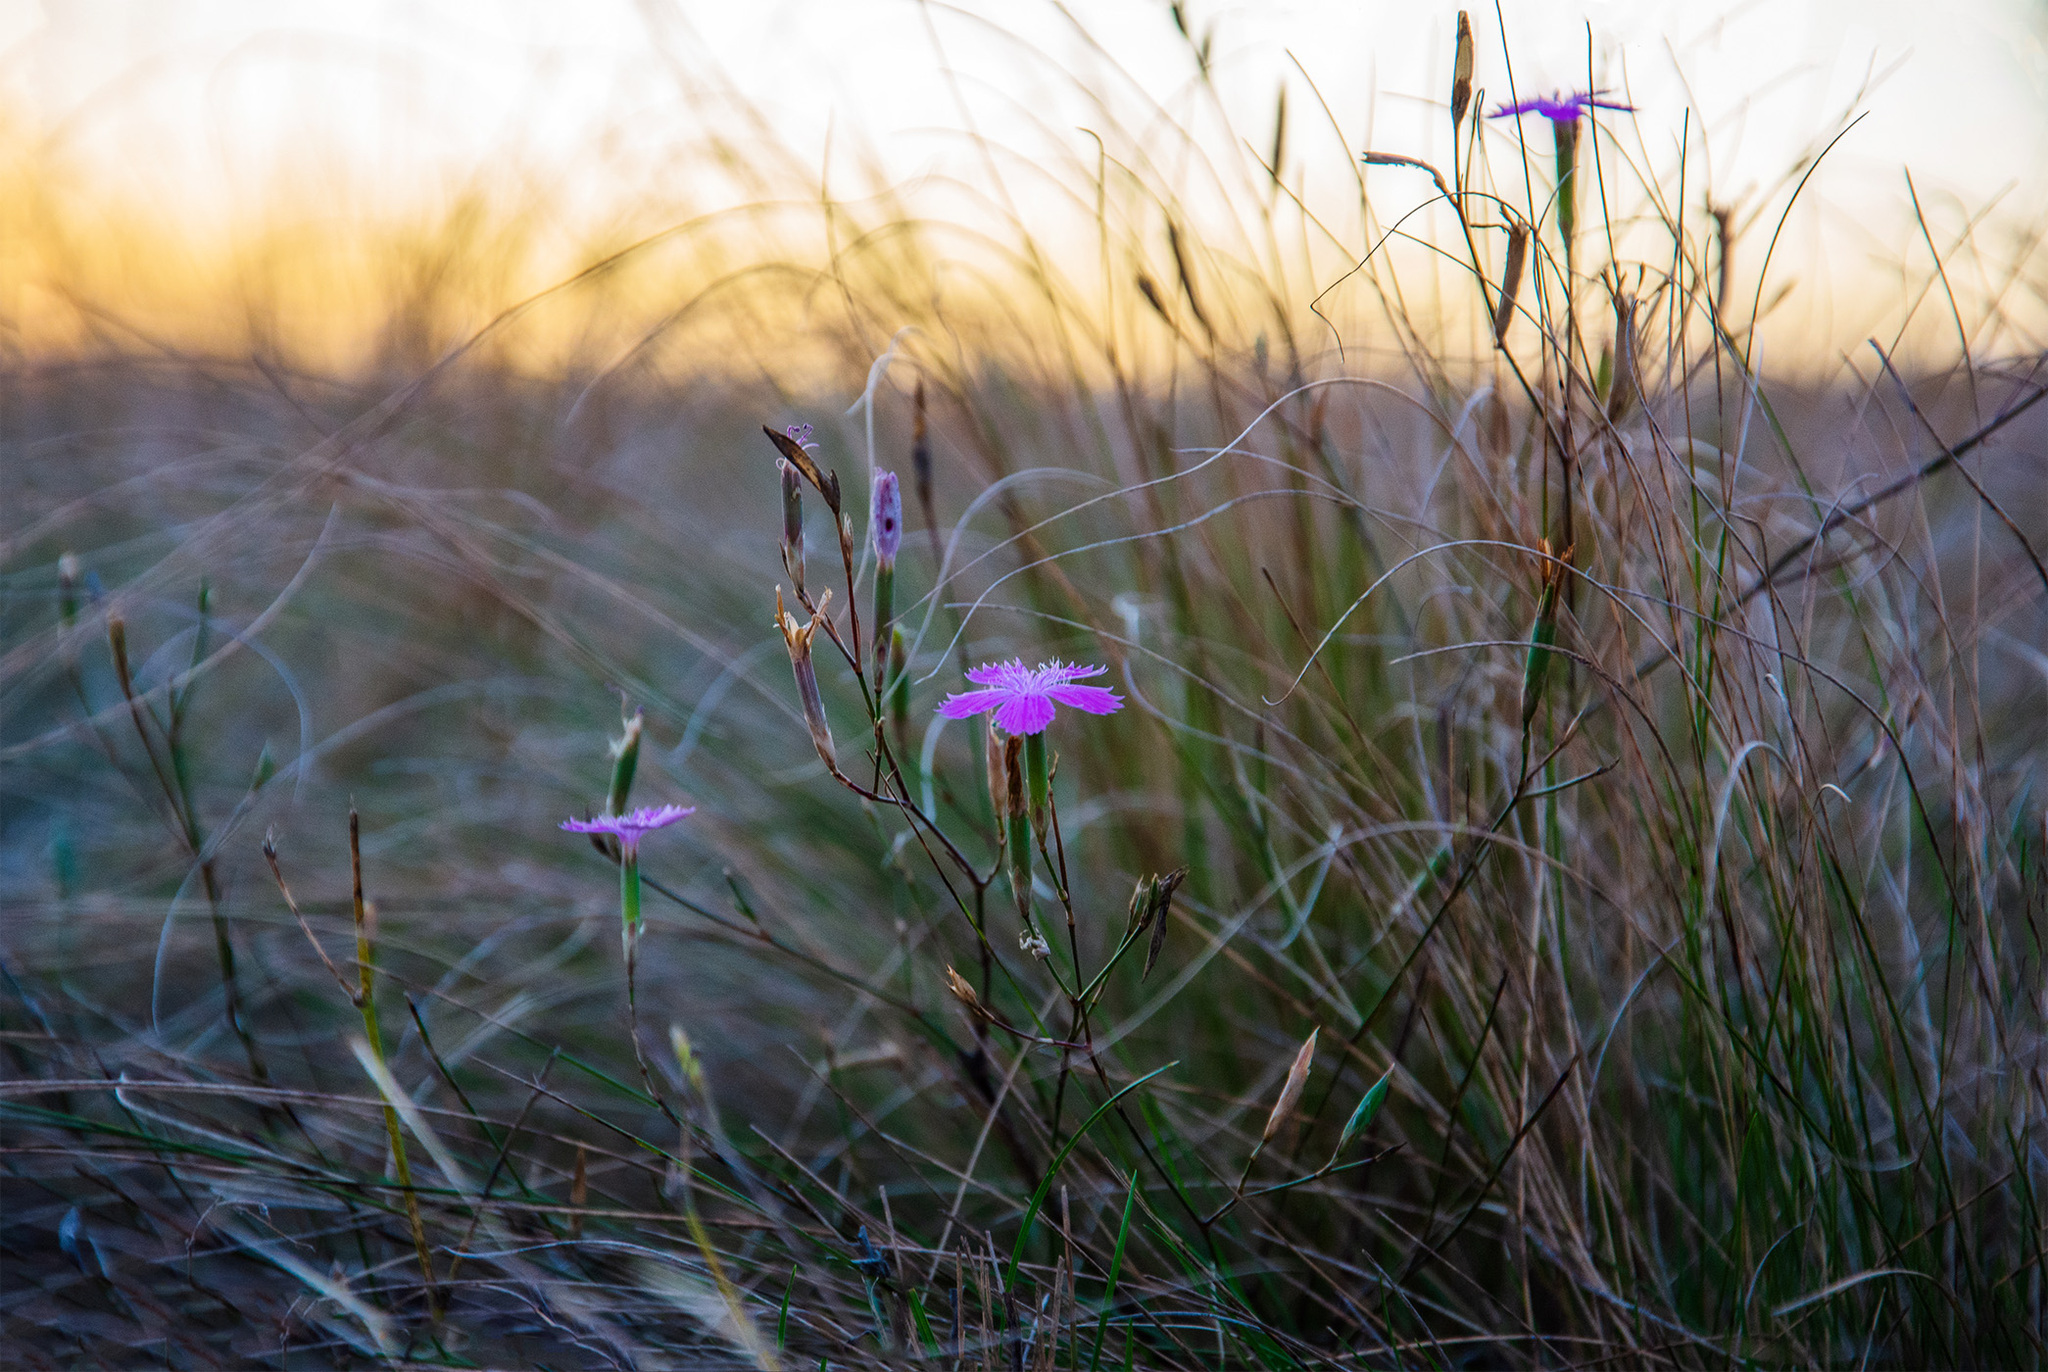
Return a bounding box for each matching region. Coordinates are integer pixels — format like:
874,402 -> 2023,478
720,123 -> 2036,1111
3,1 -> 2047,1366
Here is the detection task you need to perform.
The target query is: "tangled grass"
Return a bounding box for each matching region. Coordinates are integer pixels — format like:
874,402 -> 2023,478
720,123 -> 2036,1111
4,6 -> 2047,1367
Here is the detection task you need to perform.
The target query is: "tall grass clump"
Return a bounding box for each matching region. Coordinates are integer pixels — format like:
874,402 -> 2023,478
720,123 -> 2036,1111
4,6 -> 2046,1367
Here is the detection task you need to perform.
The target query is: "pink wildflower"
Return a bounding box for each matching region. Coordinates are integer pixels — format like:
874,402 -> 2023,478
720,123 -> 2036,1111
1489,90 -> 1633,126
937,659 -> 1123,736
559,804 -> 695,856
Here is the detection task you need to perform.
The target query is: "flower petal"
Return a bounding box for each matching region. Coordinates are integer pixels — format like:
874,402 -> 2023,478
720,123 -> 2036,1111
993,692 -> 1056,735
938,688 -> 1007,720
965,659 -> 1029,688
1039,661 -> 1106,686
1046,683 -> 1123,716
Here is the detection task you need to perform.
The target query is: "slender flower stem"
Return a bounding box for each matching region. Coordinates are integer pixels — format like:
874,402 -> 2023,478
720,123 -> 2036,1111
871,563 -> 895,694
618,847 -> 679,1125
350,808 -> 436,1316
620,850 -> 642,953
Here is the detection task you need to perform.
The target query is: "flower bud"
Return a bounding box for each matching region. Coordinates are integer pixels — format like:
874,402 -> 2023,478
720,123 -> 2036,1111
779,458 -> 806,594
606,708 -> 643,818
776,586 -> 836,769
871,470 -> 902,568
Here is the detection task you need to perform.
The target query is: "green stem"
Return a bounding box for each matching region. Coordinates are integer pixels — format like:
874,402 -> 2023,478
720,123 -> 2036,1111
1553,118 -> 1579,276
621,850 -> 642,954
618,848 -> 677,1125
1024,732 -> 1050,834
1007,811 -> 1035,933
871,562 -> 895,694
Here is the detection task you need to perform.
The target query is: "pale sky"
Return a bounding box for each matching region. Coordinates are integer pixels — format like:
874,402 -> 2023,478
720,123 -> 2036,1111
4,0 -> 2044,348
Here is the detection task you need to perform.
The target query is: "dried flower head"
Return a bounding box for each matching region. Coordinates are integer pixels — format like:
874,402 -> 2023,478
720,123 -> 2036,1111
559,804 -> 694,857
776,586 -> 837,769
871,470 -> 902,565
938,659 -> 1123,736
944,966 -> 991,1021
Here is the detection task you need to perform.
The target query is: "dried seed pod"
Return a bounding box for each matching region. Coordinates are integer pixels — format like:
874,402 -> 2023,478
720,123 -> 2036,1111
1127,876 -> 1153,936
763,424 -> 840,512
1451,12 -> 1474,133
1262,1028 -> 1319,1143
945,965 -> 991,1022
779,458 -> 806,593
1606,294 -> 1640,425
1494,221 -> 1530,347
776,586 -> 837,769
1003,736 -> 1025,830
985,725 -> 1010,823
1141,868 -> 1188,980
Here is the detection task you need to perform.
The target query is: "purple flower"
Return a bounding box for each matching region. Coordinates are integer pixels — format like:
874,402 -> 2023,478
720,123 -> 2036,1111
1489,90 -> 1633,126
785,422 -> 814,446
872,470 -> 902,564
560,803 -> 695,856
937,659 -> 1123,736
